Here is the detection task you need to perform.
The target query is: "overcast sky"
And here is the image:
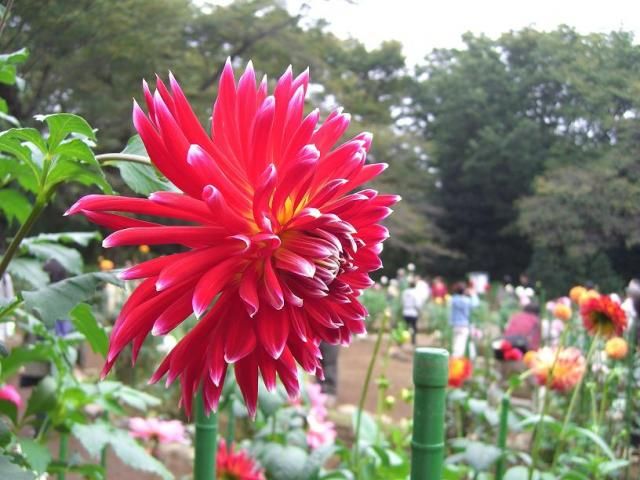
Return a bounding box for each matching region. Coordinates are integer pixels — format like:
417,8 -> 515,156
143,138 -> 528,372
288,0 -> 640,65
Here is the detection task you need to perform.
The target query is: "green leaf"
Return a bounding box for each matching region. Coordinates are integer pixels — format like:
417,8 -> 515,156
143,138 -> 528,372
0,399 -> 18,425
17,438 -> 51,474
463,441 -> 501,471
25,231 -> 101,247
110,135 -> 174,195
99,382 -> 160,411
23,242 -> 83,275
504,466 -> 554,480
0,452 -> 36,480
7,259 -> 49,288
0,111 -> 20,127
263,444 -> 308,480
22,272 -> 122,326
0,130 -> 40,174
0,48 -> 30,65
54,138 -> 97,164
598,459 -> 629,475
70,304 -> 108,358
351,410 -> 379,447
25,376 -> 57,418
72,423 -> 110,459
109,429 -> 173,480
0,344 -> 53,381
0,189 -> 31,225
34,113 -> 96,150
4,128 -> 48,154
45,155 -> 111,193
0,63 -> 16,85
0,417 -> 12,446
568,426 -> 615,459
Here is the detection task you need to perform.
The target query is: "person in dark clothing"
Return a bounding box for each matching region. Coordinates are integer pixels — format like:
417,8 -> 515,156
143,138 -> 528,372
319,342 -> 339,403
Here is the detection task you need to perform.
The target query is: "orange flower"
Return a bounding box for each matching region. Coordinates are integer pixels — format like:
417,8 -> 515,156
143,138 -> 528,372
569,286 -> 587,304
138,244 -> 150,254
530,347 -> 585,392
523,350 -> 536,368
578,289 -> 599,306
553,303 -> 572,322
99,259 -> 115,271
605,337 -> 628,360
448,357 -> 472,388
580,295 -> 627,338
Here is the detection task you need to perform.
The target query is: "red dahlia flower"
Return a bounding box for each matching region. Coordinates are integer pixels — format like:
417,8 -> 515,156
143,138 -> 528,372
67,61 -> 397,416
580,295 -> 627,338
448,357 -> 472,388
216,439 -> 265,480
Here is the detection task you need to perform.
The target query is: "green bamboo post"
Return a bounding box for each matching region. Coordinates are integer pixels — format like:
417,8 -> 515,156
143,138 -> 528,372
495,394 -> 511,480
410,347 -> 448,480
194,391 -> 218,480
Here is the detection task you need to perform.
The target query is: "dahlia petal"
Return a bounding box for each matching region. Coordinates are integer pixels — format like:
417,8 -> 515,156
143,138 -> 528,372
133,101 -> 193,195
280,279 -> 304,308
149,191 -> 213,221
275,347 -> 300,399
252,163 -> 277,230
224,311 -> 257,363
79,210 -> 159,230
120,251 -> 193,280
343,162 -> 388,192
239,265 -> 260,317
103,226 -> 226,248
258,348 -> 277,391
282,109 -> 319,162
257,309 -> 289,359
311,110 -> 351,155
67,194 -> 210,224
274,248 -> 315,278
157,239 -> 248,291
262,258 -> 284,310
202,374 -> 225,413
152,289 -> 193,335
284,234 -> 335,258
234,352 -> 259,418
290,306 -> 309,341
249,95 -> 275,176
192,256 -> 245,317
168,72 -> 216,151
202,185 -> 250,232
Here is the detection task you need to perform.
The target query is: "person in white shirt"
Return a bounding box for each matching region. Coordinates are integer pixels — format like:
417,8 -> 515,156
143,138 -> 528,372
402,280 -> 425,345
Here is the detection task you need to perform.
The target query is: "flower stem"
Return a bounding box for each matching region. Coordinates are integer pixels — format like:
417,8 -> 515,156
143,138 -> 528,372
551,333 -> 600,470
96,153 -> 151,165
0,196 -> 47,279
353,311 -> 388,472
528,325 -> 569,480
194,390 -> 218,480
495,393 -> 511,480
57,431 -> 69,480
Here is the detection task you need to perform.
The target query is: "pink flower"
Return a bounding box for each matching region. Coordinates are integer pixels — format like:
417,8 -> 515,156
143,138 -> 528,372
0,384 -> 22,409
67,60 -> 397,418
129,417 -> 189,444
306,412 -> 337,449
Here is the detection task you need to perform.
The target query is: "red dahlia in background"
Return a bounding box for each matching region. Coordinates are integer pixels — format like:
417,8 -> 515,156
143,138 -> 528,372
580,295 -> 627,338
67,60 -> 398,416
216,439 -> 265,480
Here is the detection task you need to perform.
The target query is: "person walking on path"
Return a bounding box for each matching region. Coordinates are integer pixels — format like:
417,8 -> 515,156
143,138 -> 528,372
449,282 -> 479,357
402,280 -> 425,345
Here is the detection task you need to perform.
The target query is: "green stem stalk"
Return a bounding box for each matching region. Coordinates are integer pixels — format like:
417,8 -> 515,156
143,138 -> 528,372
96,153 -> 151,165
551,333 -> 600,470
353,311 -> 388,473
194,391 -> 218,480
495,394 -> 511,480
528,325 -> 569,480
0,197 -> 47,279
226,400 -> 235,447
57,431 -> 69,480
410,347 -> 448,480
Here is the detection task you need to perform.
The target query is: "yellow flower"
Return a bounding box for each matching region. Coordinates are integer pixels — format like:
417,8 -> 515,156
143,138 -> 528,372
578,289 -> 599,306
99,259 -> 115,271
530,347 -> 585,392
605,337 -> 628,360
569,286 -> 587,304
434,297 -> 443,305
523,350 -> 536,368
138,244 -> 150,254
553,303 -> 572,322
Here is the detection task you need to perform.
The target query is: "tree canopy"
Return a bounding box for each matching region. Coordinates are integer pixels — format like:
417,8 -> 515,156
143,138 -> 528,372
2,1 -> 639,293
